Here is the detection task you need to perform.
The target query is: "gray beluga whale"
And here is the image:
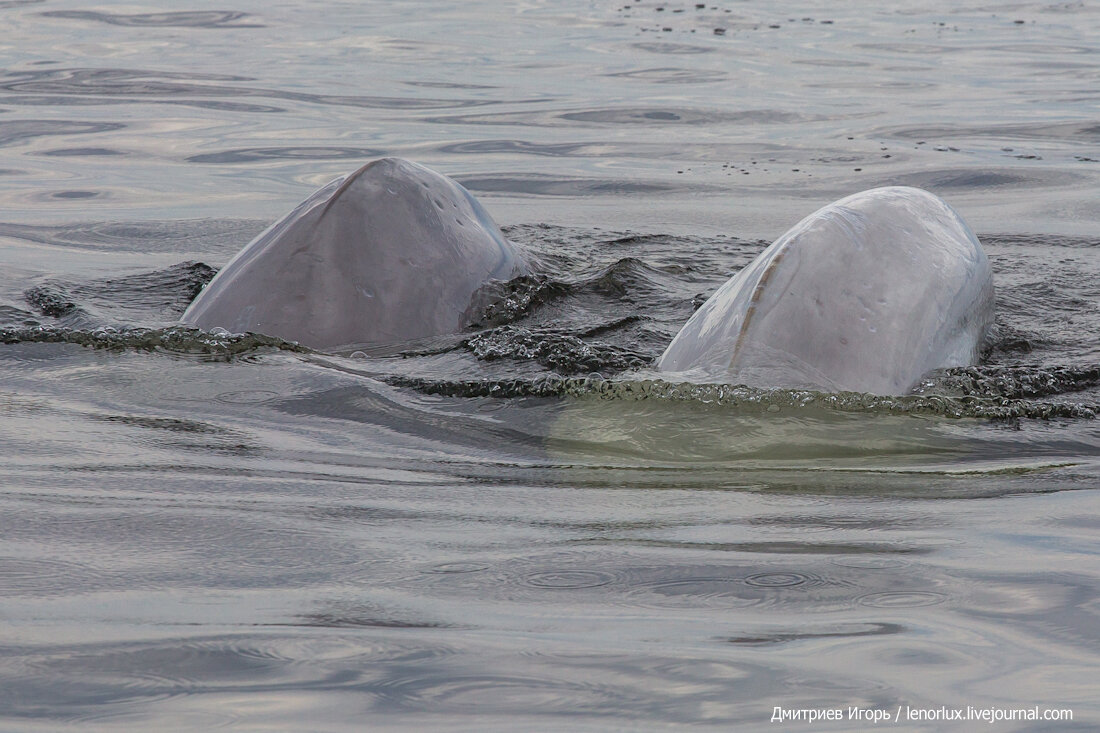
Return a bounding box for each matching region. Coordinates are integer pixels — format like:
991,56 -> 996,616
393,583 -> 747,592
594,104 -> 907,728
181,157 -> 528,350
657,186 -> 994,395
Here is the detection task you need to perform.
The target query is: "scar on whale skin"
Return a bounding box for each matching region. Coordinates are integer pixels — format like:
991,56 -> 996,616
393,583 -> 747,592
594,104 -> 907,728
657,186 -> 995,395
181,157 -> 529,350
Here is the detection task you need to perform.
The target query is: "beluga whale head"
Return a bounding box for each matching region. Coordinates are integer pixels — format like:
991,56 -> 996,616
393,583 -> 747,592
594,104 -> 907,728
181,157 -> 528,350
657,186 -> 995,395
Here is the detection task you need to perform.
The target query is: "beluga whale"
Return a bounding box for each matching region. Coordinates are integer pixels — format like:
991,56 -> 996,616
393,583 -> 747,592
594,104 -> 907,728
181,157 -> 528,350
657,186 -> 994,395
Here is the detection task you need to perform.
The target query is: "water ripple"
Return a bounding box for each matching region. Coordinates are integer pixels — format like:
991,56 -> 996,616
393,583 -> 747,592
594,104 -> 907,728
0,67 -> 498,110
0,119 -> 125,148
40,10 -> 263,28
857,591 -> 949,608
186,146 -> 384,164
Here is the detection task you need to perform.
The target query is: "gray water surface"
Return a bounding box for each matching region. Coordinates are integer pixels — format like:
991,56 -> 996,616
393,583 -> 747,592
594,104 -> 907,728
1,1 -> 1098,730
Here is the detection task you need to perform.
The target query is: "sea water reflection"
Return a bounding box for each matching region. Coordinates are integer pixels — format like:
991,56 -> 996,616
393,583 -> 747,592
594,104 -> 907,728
0,0 -> 1098,730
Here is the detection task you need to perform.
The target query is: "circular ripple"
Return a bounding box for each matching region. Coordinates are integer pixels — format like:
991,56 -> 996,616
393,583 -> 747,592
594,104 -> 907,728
744,572 -> 809,588
524,570 -> 614,589
372,671 -> 633,715
215,390 -> 280,404
625,577 -> 759,609
857,591 -> 947,608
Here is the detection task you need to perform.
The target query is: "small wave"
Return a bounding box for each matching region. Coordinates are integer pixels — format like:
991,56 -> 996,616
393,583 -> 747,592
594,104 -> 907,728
0,324 -> 306,359
932,365 -> 1100,400
39,10 -> 263,28
23,283 -> 84,319
385,374 -> 1096,420
464,326 -> 649,375
468,274 -> 570,327
21,261 -> 217,325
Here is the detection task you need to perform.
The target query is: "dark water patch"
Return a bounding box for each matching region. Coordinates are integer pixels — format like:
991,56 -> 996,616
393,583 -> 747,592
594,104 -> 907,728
161,98 -> 287,113
38,147 -> 125,156
48,189 -> 101,199
793,58 -> 872,68
987,233 -> 1100,249
831,556 -> 910,570
631,41 -> 715,54
806,79 -> 937,91
7,94 -> 287,113
559,106 -> 812,125
456,173 -> 696,196
91,414 -> 229,436
0,67 -> 252,96
4,640 -> 290,715
725,622 -> 904,645
988,43 -> 1098,56
88,412 -> 259,455
603,67 -> 729,83
424,106 -> 818,127
297,613 -> 451,629
882,120 -> 1100,143
856,42 -> 964,55
0,67 -> 496,111
0,119 -> 125,147
187,146 -> 384,164
424,562 -> 490,574
0,218 -> 264,253
888,167 -> 1081,190
749,515 -> 927,532
40,10 -> 263,28
272,384 -> 546,456
593,538 -> 925,557
404,80 -> 498,90
436,139 -> 601,157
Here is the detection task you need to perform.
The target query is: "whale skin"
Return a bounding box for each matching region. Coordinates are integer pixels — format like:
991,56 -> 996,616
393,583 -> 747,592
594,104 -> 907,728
182,157 -> 528,350
657,186 -> 995,395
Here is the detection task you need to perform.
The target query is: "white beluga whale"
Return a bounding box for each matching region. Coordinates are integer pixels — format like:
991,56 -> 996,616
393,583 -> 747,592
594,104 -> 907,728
181,157 -> 528,350
657,186 -> 994,395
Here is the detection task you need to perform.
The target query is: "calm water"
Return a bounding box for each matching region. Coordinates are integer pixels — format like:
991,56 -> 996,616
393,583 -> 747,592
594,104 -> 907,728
1,1 -> 1098,730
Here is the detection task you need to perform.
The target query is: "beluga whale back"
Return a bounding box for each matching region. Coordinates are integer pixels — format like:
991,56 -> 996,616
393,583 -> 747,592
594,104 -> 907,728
182,157 -> 528,350
657,186 -> 994,395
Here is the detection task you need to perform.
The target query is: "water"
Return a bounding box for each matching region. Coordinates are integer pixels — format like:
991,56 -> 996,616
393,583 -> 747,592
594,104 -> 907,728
1,1 -> 1098,730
